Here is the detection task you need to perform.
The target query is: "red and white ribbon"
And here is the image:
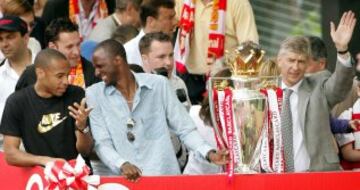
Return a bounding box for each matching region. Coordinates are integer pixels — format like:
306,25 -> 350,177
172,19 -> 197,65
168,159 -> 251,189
212,88 -> 228,149
44,155 -> 100,190
223,88 -> 234,180
260,88 -> 285,173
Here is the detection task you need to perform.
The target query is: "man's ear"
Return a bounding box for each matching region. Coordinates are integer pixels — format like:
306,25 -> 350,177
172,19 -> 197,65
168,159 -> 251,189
146,16 -> 156,29
35,67 -> 45,79
319,58 -> 327,70
48,42 -> 56,49
141,54 -> 148,64
24,33 -> 30,45
141,54 -> 150,73
114,55 -> 126,66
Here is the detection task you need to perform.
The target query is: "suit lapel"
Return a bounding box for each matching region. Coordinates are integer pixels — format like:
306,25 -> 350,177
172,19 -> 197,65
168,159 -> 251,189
297,79 -> 311,134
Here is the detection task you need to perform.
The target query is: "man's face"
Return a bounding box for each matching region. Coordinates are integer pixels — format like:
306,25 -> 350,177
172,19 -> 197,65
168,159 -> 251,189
152,7 -> 176,36
92,48 -> 120,85
20,12 -> 35,34
38,58 -> 70,97
142,41 -> 174,77
127,4 -> 141,28
0,31 -> 27,59
49,32 -> 81,67
277,51 -> 308,87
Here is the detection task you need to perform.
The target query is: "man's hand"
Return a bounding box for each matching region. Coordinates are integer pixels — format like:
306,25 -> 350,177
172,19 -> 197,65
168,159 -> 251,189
207,149 -> 229,165
68,98 -> 93,130
349,119 -> 360,131
330,11 -> 357,52
120,162 -> 142,182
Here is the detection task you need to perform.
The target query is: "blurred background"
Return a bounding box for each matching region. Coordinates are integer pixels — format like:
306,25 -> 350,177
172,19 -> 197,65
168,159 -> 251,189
250,0 -> 360,71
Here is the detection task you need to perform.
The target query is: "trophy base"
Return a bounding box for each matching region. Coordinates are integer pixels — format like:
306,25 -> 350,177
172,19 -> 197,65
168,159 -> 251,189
235,165 -> 259,174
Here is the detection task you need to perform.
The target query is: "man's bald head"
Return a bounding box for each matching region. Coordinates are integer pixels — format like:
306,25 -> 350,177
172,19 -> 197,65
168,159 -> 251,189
34,48 -> 68,69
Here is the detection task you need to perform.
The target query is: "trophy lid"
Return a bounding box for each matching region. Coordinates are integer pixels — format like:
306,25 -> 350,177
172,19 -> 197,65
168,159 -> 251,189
226,41 -> 265,77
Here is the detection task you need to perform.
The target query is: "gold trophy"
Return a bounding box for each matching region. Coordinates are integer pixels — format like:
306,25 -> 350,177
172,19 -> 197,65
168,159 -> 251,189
208,42 -> 277,173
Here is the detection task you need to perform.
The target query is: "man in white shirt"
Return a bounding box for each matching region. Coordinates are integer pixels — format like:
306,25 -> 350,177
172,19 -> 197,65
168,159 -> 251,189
276,11 -> 356,172
1,0 -> 42,61
0,16 -> 35,151
124,0 -> 176,66
0,16 -> 34,121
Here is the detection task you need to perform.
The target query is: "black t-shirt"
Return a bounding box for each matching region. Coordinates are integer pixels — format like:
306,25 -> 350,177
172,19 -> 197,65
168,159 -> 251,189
0,85 -> 84,161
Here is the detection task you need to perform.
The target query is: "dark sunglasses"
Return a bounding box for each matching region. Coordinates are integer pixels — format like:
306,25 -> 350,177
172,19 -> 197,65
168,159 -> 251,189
126,118 -> 135,142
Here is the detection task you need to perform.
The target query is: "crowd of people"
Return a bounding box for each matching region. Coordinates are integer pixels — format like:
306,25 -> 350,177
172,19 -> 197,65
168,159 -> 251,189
0,0 -> 359,182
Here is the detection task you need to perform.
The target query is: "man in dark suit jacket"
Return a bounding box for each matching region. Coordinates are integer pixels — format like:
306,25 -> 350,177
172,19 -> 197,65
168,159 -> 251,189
276,11 -> 356,172
16,18 -> 100,90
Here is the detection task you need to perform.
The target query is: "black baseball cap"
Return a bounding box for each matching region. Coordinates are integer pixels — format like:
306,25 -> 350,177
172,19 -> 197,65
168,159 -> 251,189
0,15 -> 28,35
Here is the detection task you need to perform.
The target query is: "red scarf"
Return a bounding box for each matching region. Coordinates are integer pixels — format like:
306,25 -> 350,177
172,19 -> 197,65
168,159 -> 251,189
68,60 -> 85,88
174,0 -> 227,74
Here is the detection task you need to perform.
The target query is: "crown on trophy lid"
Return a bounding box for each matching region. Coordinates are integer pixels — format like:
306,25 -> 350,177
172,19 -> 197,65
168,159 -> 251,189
226,41 -> 265,77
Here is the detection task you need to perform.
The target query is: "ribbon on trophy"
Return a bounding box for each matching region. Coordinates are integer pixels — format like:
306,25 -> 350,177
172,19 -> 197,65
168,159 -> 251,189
259,88 -> 285,173
212,88 -> 228,149
208,41 -> 283,176
223,88 -> 235,181
44,155 -> 100,190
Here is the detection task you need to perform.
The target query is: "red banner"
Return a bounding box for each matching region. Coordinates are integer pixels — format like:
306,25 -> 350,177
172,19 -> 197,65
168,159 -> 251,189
2,152 -> 360,190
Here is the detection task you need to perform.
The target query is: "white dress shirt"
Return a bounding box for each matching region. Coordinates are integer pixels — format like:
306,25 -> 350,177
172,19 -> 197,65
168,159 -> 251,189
124,30 -> 145,66
0,60 -> 19,122
282,79 -> 310,172
0,53 -> 36,122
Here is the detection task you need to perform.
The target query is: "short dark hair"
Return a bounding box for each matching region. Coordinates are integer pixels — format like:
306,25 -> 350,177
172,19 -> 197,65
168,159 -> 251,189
111,24 -> 139,44
34,48 -> 68,68
140,0 -> 175,27
95,39 -> 127,63
45,18 -> 78,45
139,32 -> 172,54
307,36 -> 327,61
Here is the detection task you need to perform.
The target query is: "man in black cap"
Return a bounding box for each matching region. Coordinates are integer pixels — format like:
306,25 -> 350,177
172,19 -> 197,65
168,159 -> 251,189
0,16 -> 34,151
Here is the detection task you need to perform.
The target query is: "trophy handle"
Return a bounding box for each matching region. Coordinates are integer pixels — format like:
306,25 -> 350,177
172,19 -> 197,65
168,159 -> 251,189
208,79 -> 227,150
